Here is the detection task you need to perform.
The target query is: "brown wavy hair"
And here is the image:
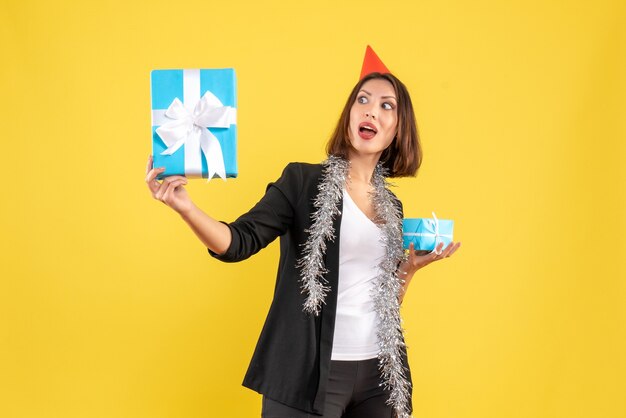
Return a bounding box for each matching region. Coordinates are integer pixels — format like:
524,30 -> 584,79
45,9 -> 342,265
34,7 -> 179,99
326,72 -> 422,177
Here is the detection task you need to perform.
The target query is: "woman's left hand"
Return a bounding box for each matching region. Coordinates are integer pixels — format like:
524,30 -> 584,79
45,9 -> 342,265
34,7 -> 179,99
399,241 -> 461,277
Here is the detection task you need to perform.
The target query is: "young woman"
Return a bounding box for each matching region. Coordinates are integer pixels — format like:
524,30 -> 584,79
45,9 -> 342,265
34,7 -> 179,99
146,51 -> 460,418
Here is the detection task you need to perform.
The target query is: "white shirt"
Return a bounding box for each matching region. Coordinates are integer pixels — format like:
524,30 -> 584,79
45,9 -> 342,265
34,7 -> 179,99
331,189 -> 384,360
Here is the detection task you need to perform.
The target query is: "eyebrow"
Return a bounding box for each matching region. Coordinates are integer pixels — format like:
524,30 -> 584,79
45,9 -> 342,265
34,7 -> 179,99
359,89 -> 397,101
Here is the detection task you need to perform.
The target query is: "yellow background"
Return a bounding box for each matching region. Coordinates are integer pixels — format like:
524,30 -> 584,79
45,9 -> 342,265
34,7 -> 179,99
1,0 -> 625,417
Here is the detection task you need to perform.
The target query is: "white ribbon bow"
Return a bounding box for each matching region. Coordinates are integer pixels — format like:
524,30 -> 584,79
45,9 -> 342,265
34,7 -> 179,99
152,69 -> 236,180
404,212 -> 453,255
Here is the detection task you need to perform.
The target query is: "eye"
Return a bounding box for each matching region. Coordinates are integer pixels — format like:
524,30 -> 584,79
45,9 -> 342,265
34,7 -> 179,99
382,102 -> 395,110
357,95 -> 368,104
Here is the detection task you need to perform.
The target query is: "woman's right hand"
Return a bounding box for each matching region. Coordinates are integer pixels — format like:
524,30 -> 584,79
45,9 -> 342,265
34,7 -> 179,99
145,155 -> 195,215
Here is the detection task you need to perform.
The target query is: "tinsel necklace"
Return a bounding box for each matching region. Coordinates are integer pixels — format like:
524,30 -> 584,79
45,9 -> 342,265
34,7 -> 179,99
297,155 -> 412,418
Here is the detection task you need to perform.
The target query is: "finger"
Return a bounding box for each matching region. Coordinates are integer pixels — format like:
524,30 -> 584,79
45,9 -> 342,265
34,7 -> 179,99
146,155 -> 153,175
154,176 -> 175,201
162,175 -> 187,183
146,167 -> 165,194
145,165 -> 163,182
145,166 -> 165,183
155,177 -> 186,201
158,176 -> 188,196
155,179 -> 175,203
440,242 -> 455,258
430,249 -> 440,262
161,179 -> 187,203
148,178 -> 161,195
447,242 -> 461,257
409,243 -> 424,265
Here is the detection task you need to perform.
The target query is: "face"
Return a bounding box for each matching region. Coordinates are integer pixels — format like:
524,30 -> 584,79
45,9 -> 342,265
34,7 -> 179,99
348,78 -> 398,159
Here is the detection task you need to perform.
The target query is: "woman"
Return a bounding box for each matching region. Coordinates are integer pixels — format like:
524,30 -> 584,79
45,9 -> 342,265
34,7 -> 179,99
146,51 -> 460,418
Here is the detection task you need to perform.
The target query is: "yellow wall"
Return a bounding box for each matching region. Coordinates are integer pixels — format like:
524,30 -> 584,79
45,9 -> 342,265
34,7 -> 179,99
1,0 -> 624,417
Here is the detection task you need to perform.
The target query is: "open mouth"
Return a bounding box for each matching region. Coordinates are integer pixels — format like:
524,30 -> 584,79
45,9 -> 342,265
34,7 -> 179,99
358,122 -> 378,139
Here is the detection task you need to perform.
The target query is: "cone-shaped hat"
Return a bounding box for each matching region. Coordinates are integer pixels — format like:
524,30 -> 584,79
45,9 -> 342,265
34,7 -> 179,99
359,45 -> 391,80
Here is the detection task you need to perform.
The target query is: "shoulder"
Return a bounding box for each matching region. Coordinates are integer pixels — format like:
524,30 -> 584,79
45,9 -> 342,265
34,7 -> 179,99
387,188 -> 401,203
282,162 -> 323,178
385,185 -> 404,214
274,162 -> 324,187
267,162 -> 324,204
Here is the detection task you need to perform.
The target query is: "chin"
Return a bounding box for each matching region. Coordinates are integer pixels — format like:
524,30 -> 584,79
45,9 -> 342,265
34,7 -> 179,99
350,145 -> 385,159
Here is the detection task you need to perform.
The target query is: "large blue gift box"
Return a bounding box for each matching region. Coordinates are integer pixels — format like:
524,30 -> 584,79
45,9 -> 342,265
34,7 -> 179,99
150,69 -> 237,179
402,214 -> 454,252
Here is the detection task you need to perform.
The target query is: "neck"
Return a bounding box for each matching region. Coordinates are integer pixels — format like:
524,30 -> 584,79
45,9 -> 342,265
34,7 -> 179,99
346,151 -> 381,184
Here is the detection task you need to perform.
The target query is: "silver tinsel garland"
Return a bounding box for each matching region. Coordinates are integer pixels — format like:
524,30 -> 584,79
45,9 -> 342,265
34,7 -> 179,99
297,155 -> 412,418
371,164 -> 412,418
296,156 -> 349,315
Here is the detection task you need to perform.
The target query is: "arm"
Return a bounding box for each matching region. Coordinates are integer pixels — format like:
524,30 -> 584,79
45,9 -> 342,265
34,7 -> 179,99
146,156 -> 232,255
146,156 -> 300,261
179,205 -> 232,255
212,163 -> 301,262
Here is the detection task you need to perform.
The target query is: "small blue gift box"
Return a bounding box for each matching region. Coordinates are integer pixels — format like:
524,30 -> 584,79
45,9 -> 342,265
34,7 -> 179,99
403,213 -> 454,252
150,68 -> 237,180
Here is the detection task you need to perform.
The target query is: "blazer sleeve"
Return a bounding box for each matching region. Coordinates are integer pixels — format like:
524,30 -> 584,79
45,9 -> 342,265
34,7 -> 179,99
208,163 -> 303,263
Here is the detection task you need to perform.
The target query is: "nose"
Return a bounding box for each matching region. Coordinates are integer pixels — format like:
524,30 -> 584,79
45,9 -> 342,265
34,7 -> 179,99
365,109 -> 377,120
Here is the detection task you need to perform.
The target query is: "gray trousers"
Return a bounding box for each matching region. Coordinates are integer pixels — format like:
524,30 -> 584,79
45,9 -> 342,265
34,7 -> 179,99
261,358 -> 393,418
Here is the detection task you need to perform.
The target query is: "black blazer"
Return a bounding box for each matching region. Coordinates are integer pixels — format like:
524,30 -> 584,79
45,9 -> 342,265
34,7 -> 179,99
210,162 -> 412,415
